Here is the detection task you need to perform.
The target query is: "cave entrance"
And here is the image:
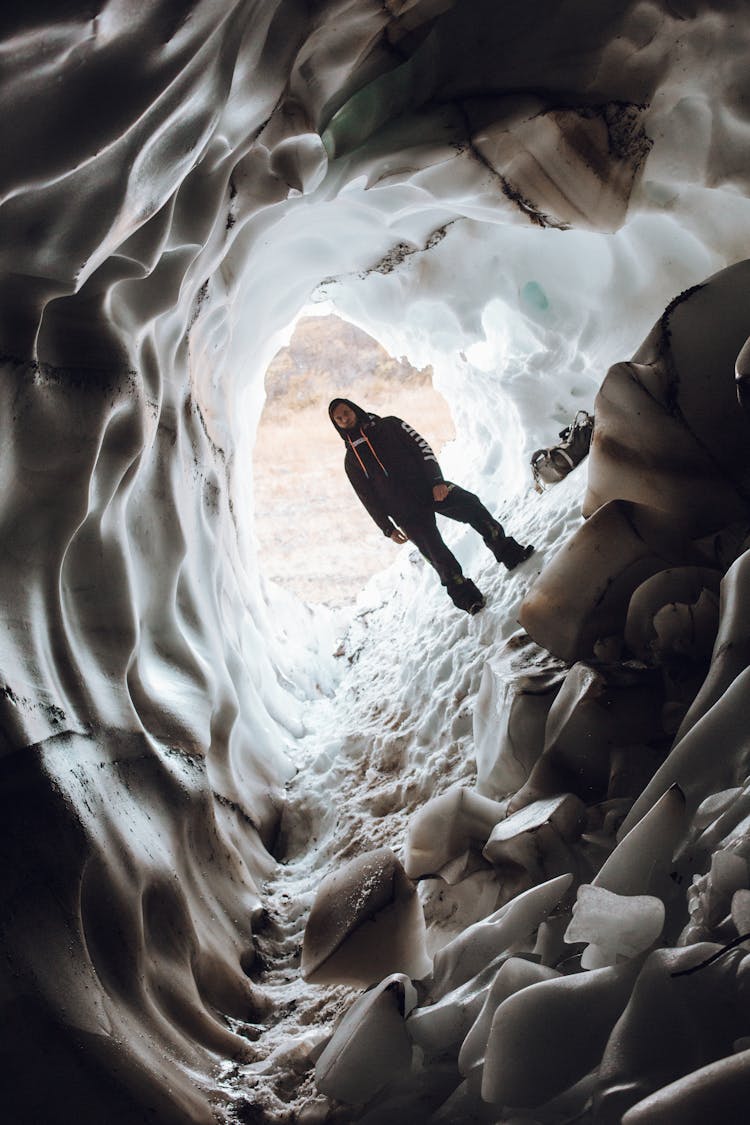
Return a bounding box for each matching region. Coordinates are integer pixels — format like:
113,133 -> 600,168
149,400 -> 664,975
252,311 -> 455,607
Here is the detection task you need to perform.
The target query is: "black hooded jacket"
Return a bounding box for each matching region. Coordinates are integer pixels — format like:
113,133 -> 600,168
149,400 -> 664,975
329,397 -> 445,535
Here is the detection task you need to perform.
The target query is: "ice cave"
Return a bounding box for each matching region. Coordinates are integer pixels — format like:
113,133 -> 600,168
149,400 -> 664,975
4,1 -> 750,1122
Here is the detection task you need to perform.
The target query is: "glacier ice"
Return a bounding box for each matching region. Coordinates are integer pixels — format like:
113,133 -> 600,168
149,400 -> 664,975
301,847 -> 431,986
314,973 -> 417,1104
4,1 -> 750,1123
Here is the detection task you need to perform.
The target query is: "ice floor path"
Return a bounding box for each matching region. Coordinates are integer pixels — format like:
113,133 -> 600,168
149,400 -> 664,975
219,481 -> 581,1121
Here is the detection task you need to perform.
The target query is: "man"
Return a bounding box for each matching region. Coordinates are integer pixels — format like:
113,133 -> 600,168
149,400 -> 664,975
329,397 -> 534,614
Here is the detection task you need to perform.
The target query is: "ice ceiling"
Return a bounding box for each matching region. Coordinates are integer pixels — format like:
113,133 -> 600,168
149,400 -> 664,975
3,1 -> 750,1122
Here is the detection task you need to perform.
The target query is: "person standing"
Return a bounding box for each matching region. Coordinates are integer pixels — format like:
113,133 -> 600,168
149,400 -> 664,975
329,398 -> 534,614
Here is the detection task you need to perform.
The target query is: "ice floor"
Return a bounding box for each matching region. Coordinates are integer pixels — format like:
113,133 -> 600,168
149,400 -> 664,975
219,469 -> 587,1121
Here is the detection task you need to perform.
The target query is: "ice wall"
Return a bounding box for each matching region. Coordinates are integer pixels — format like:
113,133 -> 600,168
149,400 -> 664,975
2,1 -> 750,1121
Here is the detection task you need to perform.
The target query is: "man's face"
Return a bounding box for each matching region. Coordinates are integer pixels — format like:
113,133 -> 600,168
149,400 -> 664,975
332,403 -> 357,430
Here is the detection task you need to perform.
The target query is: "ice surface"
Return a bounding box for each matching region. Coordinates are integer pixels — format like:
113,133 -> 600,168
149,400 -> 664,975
519,499 -> 706,663
481,957 -> 643,1107
301,847 -> 431,986
403,785 -> 508,879
430,873 -> 573,996
4,1 -> 750,1122
473,638 -> 567,797
314,973 -> 417,1103
587,783 -> 686,930
458,956 -> 560,1080
565,884 -> 665,969
594,944 -> 750,1123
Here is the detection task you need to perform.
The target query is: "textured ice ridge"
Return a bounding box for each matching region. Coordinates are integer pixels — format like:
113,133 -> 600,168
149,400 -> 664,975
2,2 -> 750,1122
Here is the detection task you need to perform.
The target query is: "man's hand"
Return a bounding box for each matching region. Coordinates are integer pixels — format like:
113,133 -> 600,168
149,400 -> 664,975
433,483 -> 449,502
390,528 -> 408,544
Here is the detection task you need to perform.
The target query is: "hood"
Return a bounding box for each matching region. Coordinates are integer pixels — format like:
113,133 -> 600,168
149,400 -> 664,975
328,398 -> 379,440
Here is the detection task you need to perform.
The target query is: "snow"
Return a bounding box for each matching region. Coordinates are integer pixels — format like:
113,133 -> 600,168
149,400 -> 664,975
4,1 -> 750,1123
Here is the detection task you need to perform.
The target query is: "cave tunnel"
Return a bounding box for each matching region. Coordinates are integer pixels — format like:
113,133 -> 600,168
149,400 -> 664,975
3,1 -> 750,1122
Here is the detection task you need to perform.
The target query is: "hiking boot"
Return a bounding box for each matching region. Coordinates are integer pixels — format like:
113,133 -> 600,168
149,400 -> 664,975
493,536 -> 535,571
446,575 -> 485,614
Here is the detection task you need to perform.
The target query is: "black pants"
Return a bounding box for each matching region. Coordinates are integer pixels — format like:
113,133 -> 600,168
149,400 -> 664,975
398,484 -> 504,587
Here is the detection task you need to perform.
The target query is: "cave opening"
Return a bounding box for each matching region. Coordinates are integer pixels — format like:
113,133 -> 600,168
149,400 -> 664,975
7,3 -> 750,1122
252,309 -> 456,608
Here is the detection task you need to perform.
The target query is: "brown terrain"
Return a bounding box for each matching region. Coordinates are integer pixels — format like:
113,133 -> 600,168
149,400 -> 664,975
253,315 -> 455,606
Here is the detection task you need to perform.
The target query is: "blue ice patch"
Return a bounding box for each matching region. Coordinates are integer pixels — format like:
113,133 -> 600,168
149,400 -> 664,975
521,280 -> 549,311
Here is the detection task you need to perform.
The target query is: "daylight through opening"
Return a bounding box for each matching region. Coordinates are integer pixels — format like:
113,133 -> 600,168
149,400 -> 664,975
253,312 -> 456,607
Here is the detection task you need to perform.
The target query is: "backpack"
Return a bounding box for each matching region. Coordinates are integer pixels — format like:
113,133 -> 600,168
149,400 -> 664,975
530,410 -> 594,493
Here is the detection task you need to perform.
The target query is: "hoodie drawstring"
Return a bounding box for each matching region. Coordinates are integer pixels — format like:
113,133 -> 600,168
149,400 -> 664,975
347,428 -> 389,478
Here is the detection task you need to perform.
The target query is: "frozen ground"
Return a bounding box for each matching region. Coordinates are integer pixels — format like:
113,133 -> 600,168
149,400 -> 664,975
221,465 -> 584,1121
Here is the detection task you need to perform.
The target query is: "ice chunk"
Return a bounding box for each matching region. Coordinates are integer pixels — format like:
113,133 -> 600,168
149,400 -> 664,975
564,884 -> 664,969
620,664 -> 750,835
595,783 -> 686,899
430,873 -> 572,997
737,334 -> 750,410
624,567 -> 720,665
403,787 -> 508,879
481,958 -> 641,1107
685,852 -> 749,936
709,851 -> 748,898
315,973 -> 417,1104
694,788 -> 743,831
427,1078 -> 489,1125
432,850 -> 492,886
418,869 -> 504,941
620,1048 -> 750,1125
406,959 -> 497,1054
652,592 -> 720,666
519,501 -> 702,663
584,260 -> 750,537
694,790 -> 750,855
458,956 -> 560,1079
474,658 -> 565,798
482,794 -> 585,879
673,548 -> 750,744
510,660 -> 663,808
301,848 -> 431,986
731,888 -> 750,937
595,945 -> 750,1122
